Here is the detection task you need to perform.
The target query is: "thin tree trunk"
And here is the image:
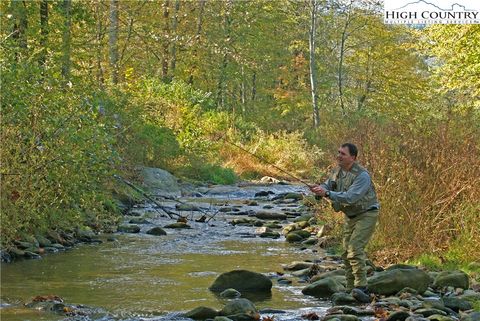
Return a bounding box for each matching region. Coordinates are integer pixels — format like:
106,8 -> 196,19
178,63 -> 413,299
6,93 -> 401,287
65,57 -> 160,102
169,0 -> 180,79
338,6 -> 351,116
188,0 -> 206,85
357,47 -> 372,110
96,2 -> 105,87
241,66 -> 246,114
309,0 -> 320,127
39,1 -> 48,73
12,0 -> 28,61
109,0 -> 119,85
251,71 -> 256,102
216,0 -> 233,108
162,0 -> 170,81
61,0 -> 72,84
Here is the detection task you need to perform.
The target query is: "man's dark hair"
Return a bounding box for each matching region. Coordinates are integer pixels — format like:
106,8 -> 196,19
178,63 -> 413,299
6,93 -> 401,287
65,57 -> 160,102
342,143 -> 358,158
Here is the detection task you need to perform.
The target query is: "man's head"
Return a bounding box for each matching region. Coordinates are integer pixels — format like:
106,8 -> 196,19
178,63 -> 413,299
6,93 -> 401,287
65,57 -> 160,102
337,143 -> 358,170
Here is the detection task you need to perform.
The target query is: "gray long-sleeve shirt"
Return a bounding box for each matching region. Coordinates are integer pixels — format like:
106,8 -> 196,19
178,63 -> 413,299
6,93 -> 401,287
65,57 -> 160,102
320,170 -> 379,209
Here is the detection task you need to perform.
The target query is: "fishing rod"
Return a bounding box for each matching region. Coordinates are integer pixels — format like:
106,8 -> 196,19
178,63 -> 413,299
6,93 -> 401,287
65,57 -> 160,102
215,133 -> 314,189
113,174 -> 181,220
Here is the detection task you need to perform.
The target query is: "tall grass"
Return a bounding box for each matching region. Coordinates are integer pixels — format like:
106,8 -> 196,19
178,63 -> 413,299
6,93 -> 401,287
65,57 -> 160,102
309,113 -> 480,265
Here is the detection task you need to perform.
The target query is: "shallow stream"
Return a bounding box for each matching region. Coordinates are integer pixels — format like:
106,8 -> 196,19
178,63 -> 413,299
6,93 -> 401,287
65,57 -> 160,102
1,183 -> 333,321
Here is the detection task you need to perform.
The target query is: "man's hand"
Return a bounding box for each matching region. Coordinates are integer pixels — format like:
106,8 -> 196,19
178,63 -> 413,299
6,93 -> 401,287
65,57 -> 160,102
309,185 -> 328,197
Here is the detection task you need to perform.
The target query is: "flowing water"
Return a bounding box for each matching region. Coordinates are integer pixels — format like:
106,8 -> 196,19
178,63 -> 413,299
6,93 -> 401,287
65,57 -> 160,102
1,183 -> 333,321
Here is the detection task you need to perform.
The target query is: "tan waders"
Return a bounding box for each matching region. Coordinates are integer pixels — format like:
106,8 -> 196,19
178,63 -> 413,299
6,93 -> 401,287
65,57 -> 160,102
342,209 -> 379,290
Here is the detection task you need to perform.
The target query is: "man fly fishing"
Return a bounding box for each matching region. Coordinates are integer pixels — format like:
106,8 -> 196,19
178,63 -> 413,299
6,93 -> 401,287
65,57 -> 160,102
310,143 -> 379,302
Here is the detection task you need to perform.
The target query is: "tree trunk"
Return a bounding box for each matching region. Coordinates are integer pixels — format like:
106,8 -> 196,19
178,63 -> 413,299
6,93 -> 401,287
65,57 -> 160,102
169,0 -> 180,79
39,1 -> 48,73
96,1 -> 105,87
12,0 -> 28,61
309,0 -> 320,127
162,0 -> 170,81
338,6 -> 352,116
241,66 -> 246,114
216,0 -> 233,108
61,0 -> 72,84
251,71 -> 256,102
188,0 -> 206,85
109,0 -> 119,85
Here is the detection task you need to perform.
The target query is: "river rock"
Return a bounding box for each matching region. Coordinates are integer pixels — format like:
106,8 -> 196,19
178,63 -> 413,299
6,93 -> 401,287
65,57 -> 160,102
220,299 -> 258,320
415,309 -> 448,317
259,231 -> 280,239
324,314 -> 360,321
461,312 -> 480,321
214,317 -> 234,321
293,214 -> 313,223
220,288 -> 242,298
146,227 -> 167,236
164,222 -> 191,229
35,234 -> 52,247
254,191 -> 273,197
117,224 -> 141,233
76,228 -> 96,241
427,315 -> 455,321
1,251 -> 12,263
283,193 -> 303,200
184,306 -> 219,320
176,203 -> 201,211
442,297 -> 473,312
209,270 -> 272,292
140,167 -> 181,197
331,306 -> 375,316
311,269 -> 346,283
255,211 -> 287,220
367,268 -> 431,295
433,271 -> 469,289
459,289 -> 480,302
24,251 -> 42,259
14,241 -> 33,250
331,292 -> 357,305
286,232 -> 304,243
302,277 -> 345,298
283,261 -> 315,271
129,217 -> 150,224
387,311 -> 412,321
302,237 -> 318,245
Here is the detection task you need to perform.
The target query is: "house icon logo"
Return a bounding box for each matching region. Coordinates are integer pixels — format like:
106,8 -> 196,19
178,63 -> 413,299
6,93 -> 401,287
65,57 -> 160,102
384,0 -> 480,24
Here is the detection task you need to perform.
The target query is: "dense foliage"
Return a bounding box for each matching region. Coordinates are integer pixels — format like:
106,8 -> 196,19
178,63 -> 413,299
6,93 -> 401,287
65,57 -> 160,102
1,1 -> 478,265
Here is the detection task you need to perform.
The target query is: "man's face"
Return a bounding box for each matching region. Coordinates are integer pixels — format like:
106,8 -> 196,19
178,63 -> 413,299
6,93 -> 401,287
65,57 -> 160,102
337,146 -> 356,169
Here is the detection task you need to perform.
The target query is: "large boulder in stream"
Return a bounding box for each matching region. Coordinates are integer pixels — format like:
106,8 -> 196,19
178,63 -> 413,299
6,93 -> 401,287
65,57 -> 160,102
367,268 -> 431,295
140,167 -> 181,197
209,270 -> 272,293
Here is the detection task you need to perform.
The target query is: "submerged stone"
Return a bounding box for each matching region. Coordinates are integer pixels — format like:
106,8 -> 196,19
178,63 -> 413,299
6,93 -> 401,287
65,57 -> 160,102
184,306 -> 219,320
220,298 -> 258,318
117,224 -> 141,233
146,227 -> 167,236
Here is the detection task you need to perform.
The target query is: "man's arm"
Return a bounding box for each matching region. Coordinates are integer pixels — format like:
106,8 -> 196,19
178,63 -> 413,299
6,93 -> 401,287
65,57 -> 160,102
328,171 -> 371,204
